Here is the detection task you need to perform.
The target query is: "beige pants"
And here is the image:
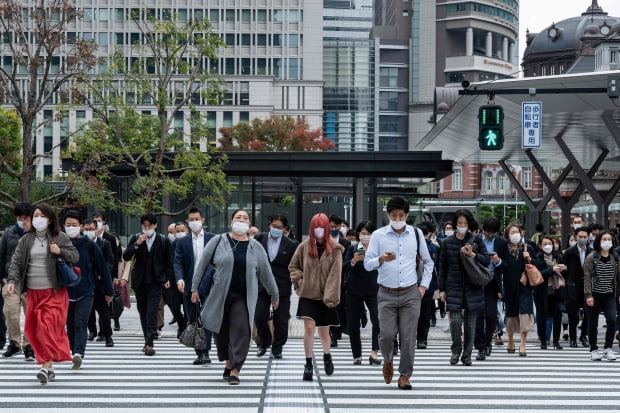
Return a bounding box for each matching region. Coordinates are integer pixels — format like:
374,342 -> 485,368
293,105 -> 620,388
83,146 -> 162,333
2,283 -> 29,348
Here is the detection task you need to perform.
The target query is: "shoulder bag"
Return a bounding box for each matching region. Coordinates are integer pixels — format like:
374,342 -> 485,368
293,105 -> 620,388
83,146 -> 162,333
460,234 -> 494,287
57,259 -> 81,287
520,252 -> 544,287
179,302 -> 206,349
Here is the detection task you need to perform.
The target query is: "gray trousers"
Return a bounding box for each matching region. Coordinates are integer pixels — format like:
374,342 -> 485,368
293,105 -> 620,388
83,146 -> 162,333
377,285 -> 421,377
449,309 -> 477,359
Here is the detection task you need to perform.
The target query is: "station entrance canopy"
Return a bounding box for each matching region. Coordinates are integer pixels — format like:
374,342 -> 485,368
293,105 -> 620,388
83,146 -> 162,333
416,71 -> 620,243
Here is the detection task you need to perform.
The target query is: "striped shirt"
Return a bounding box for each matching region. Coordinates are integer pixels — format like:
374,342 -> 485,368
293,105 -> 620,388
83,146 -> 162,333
593,255 -> 615,294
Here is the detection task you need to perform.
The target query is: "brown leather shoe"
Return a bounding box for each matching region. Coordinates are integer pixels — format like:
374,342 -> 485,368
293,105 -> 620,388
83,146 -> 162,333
382,361 -> 393,384
144,346 -> 156,356
398,375 -> 412,390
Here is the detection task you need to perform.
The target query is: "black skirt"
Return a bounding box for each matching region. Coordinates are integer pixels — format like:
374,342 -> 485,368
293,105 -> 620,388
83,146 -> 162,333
296,297 -> 340,327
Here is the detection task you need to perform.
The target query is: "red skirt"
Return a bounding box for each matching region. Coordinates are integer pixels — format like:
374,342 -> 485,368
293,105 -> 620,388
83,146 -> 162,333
25,288 -> 72,364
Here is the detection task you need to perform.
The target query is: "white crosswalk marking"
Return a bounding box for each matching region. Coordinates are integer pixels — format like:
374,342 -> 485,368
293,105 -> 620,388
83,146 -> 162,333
1,335 -> 620,412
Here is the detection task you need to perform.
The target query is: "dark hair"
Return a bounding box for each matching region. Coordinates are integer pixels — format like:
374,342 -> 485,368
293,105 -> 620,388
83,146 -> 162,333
593,230 -> 613,252
175,221 -> 188,230
141,213 -> 157,225
92,211 -> 106,221
82,218 -> 95,227
269,214 -> 288,228
63,209 -> 83,225
482,216 -> 501,234
230,208 -> 248,220
417,220 -> 435,236
346,229 -> 356,237
442,221 -> 453,231
575,227 -> 590,237
355,220 -> 376,239
588,223 -> 604,232
32,203 -> 60,237
451,209 -> 476,231
188,206 -> 202,217
342,219 -> 350,227
386,196 -> 409,214
538,235 -> 562,258
503,222 -> 522,240
535,223 -> 544,232
14,202 -> 32,217
329,214 -> 343,225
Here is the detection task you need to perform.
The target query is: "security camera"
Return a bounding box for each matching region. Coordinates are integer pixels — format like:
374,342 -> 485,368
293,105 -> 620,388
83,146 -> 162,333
461,80 -> 471,90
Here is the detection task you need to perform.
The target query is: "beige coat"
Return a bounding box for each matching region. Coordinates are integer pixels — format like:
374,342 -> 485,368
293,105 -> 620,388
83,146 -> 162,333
289,239 -> 343,308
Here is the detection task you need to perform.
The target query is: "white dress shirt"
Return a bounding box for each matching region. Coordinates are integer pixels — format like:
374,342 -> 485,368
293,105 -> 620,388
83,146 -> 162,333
267,235 -> 282,262
193,230 -> 205,273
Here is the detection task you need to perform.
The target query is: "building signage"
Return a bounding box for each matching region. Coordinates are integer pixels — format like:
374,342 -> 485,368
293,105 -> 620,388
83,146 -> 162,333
522,101 -> 542,148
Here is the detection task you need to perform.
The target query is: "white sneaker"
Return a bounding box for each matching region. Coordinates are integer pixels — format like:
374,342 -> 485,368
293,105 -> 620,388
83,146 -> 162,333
36,368 -> 48,384
71,353 -> 82,370
603,348 -> 617,361
591,349 -> 603,361
48,369 -> 56,382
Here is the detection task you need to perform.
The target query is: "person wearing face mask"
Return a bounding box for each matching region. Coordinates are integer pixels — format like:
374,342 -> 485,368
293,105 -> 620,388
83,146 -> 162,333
364,197 -> 434,390
562,227 -> 591,348
62,210 -> 113,370
587,223 -> 603,250
535,235 -> 567,350
438,209 -> 490,366
326,215 -> 351,349
123,213 -> 175,356
175,222 -> 188,239
174,207 -> 215,365
254,214 -> 298,359
501,222 -> 541,357
415,221 -> 439,351
289,213 -> 343,381
1,202 -> 33,359
583,231 -> 620,361
6,203 -> 79,384
343,220 -> 381,365
167,224 -> 177,243
191,208 -> 279,385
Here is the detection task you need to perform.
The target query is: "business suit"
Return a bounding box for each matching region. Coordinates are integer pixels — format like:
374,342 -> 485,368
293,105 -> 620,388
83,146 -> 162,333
254,232 -> 298,355
563,244 -> 591,344
174,230 -> 215,358
124,233 -> 174,348
88,237 -> 115,340
474,236 -> 507,353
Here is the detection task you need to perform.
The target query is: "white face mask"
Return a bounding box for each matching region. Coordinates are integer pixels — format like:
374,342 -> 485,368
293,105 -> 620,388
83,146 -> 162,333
444,230 -> 454,237
573,224 -> 581,230
168,234 -> 176,242
350,240 -> 358,247
96,221 -> 104,231
542,245 -> 553,254
142,228 -> 155,237
232,221 -> 249,236
359,234 -> 371,244
313,228 -> 325,239
188,221 -> 203,233
32,217 -> 49,232
456,226 -> 468,235
64,226 -> 81,238
176,232 -> 187,239
83,230 -> 96,240
340,227 -> 348,237
16,220 -> 24,229
601,241 -> 613,251
390,220 -> 406,231
509,233 -> 522,244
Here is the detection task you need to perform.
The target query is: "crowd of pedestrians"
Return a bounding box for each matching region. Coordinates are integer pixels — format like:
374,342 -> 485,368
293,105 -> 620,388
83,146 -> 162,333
0,198 -> 619,387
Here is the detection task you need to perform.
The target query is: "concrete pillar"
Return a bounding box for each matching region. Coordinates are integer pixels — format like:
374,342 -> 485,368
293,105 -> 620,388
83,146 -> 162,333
502,37 -> 509,62
353,177 -> 365,225
509,41 -> 515,62
486,32 -> 492,57
466,28 -> 473,56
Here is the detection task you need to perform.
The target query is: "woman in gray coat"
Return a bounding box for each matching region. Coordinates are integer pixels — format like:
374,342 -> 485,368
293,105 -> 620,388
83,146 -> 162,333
191,208 -> 279,385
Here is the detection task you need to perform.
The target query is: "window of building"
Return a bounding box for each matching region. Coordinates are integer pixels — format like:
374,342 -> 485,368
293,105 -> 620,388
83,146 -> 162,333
207,111 -> 217,144
241,34 -> 251,46
273,34 -> 282,46
289,10 -> 300,22
497,171 -> 507,193
240,111 -> 249,123
257,9 -> 267,22
225,9 -> 235,22
379,115 -> 402,133
257,34 -> 267,46
484,171 -> 494,193
288,58 -> 300,79
240,82 -> 250,105
225,33 -> 235,46
178,9 -> 188,21
611,49 -> 618,64
84,8 -> 93,21
402,9 -> 409,16
379,91 -> 399,111
225,58 -> 235,75
115,33 -> 124,45
273,10 -> 285,22
522,166 -> 532,189
194,9 -> 204,21
540,65 -> 546,76
379,67 -> 398,87
550,64 -> 556,75
241,58 -> 251,75
98,8 -> 109,21
223,111 -> 233,127
289,34 -> 299,47
162,9 -> 172,21
115,8 -> 124,21
559,63 -> 565,74
43,165 -> 52,177
257,58 -> 267,75
210,9 -> 219,22
453,167 -> 462,190
242,9 -> 251,22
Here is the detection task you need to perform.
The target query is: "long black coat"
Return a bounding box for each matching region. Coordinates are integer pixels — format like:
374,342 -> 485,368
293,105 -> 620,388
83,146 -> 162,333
438,232 -> 490,312
501,243 -> 541,317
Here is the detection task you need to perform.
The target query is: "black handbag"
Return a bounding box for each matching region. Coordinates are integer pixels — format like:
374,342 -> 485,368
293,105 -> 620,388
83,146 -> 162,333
56,259 -> 81,287
459,235 -> 494,287
111,290 -> 124,318
179,303 -> 206,349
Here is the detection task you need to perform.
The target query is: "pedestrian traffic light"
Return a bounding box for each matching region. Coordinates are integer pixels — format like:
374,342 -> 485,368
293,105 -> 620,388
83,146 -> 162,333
478,105 -> 504,150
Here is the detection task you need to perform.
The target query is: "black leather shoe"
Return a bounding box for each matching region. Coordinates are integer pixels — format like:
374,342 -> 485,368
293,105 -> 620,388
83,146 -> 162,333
330,338 -> 338,348
323,353 -> 334,376
450,354 -> 459,365
96,335 -> 105,342
303,364 -> 313,381
353,359 -> 362,365
553,341 -> 563,350
461,357 -> 472,366
476,350 -> 486,361
193,354 -> 210,365
369,356 -> 382,365
203,353 -> 211,364
2,341 -> 20,358
272,352 -> 282,359
193,355 -> 203,365
24,346 -> 35,361
168,317 -> 177,325
105,337 -> 114,347
540,342 -> 547,350
256,347 -> 267,357
485,346 -> 492,357
223,368 -> 231,380
113,319 -> 120,331
580,336 -> 589,348
417,340 -> 427,349
570,340 -> 578,348
88,332 -> 96,341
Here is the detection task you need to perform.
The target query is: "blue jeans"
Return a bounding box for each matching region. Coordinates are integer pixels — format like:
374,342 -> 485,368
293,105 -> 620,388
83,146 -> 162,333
67,295 -> 94,356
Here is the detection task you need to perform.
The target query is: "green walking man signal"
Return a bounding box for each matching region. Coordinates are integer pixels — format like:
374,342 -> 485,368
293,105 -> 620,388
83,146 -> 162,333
478,105 -> 504,150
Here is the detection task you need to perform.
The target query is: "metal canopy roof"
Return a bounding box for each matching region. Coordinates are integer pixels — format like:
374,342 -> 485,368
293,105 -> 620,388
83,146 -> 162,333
416,71 -> 620,169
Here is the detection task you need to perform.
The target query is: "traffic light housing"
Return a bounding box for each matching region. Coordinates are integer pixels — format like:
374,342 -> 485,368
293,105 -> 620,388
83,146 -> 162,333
478,105 -> 504,150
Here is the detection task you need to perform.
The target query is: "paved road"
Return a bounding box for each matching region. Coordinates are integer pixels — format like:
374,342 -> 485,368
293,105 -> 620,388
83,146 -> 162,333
1,305 -> 620,412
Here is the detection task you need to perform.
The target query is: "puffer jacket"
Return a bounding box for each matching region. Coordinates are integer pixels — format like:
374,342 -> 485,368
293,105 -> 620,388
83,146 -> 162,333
7,231 -> 79,291
0,224 -> 26,281
289,239 -> 344,308
68,235 -> 114,300
437,232 -> 490,312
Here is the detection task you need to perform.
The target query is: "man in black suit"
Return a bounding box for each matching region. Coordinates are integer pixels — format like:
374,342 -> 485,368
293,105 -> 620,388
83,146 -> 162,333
84,219 -> 116,347
562,226 -> 591,348
174,207 -> 215,364
93,212 -> 122,331
254,214 -> 298,359
124,213 -> 174,356
328,214 -> 351,348
475,216 -> 507,360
